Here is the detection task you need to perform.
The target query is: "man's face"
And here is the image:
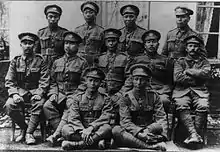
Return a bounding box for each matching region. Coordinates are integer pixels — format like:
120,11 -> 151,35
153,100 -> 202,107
64,41 -> 79,55
186,43 -> 200,57
105,38 -> 118,51
123,13 -> 137,28
20,40 -> 34,55
144,37 -> 159,54
46,12 -> 60,25
83,8 -> 96,23
176,14 -> 190,28
86,76 -> 101,92
132,75 -> 149,90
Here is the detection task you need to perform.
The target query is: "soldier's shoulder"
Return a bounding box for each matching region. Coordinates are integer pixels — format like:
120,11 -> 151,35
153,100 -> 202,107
75,24 -> 86,30
118,26 -> 126,31
38,27 -> 48,32
12,55 -> 22,61
96,24 -> 104,30
59,26 -> 68,30
176,57 -> 186,63
117,52 -> 127,58
99,91 -> 108,97
137,25 -> 147,31
167,27 -> 178,35
77,55 -> 87,63
35,54 -> 44,60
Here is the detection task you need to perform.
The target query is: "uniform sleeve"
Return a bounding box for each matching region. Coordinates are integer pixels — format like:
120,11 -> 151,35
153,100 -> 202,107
187,59 -> 211,80
48,61 -> 58,96
120,97 -> 143,137
174,59 -> 196,85
33,58 -> 50,97
153,94 -> 168,138
5,59 -> 19,96
89,97 -> 112,130
68,95 -> 85,131
161,33 -> 169,56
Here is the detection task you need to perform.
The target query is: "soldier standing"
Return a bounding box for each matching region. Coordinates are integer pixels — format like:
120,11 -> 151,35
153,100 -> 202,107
98,28 -> 128,89
112,64 -> 167,151
119,4 -> 146,61
75,1 -> 104,66
61,67 -> 112,150
162,6 -> 201,59
36,4 -> 68,69
43,31 -> 88,143
4,32 -> 49,144
173,35 -> 210,145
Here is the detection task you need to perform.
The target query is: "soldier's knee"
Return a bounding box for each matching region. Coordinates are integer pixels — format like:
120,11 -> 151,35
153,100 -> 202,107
43,99 -> 53,111
112,125 -> 123,137
4,98 -> 16,114
62,124 -> 75,140
147,123 -> 163,135
102,124 -> 112,132
196,99 -> 209,112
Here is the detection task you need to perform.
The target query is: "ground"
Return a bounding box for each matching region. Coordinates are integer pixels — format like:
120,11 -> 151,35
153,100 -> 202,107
0,127 -> 220,152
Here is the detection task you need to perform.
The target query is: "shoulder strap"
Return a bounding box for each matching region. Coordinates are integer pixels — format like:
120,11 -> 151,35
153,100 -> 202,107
127,91 -> 140,110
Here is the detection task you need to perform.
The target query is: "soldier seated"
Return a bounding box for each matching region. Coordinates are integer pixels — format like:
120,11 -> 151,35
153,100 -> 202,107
4,32 -> 49,145
112,64 -> 167,151
172,35 -> 210,147
61,67 -> 112,150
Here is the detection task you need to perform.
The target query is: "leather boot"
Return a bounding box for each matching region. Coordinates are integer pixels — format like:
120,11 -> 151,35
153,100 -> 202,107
25,133 -> 36,145
49,117 -> 61,131
118,131 -> 166,151
15,128 -> 27,142
62,140 -> 86,150
46,119 -> 66,146
179,110 -> 202,144
195,112 -> 207,143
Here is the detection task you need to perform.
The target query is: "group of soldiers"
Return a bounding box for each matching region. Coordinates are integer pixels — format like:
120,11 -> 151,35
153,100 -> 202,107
4,1 -> 211,151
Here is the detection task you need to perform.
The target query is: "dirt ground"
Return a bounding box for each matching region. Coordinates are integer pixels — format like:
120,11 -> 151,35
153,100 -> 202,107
0,128 -> 220,152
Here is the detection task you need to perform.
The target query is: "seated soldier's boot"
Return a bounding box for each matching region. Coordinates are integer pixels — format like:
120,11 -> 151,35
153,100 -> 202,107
25,133 -> 36,145
152,142 -> 167,151
195,112 -> 207,144
15,129 -> 26,142
179,110 -> 202,145
109,138 -> 116,149
62,140 -> 86,150
98,139 -> 106,149
46,134 -> 60,146
184,133 -> 203,144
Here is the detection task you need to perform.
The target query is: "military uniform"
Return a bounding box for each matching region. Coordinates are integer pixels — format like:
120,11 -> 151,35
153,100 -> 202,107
112,64 -> 167,151
75,1 -> 104,66
5,32 -> 49,144
173,35 -> 211,144
121,30 -> 173,113
119,5 -> 147,59
162,26 -> 199,59
162,6 -> 200,59
36,5 -> 68,69
43,31 -> 88,134
61,67 -> 112,150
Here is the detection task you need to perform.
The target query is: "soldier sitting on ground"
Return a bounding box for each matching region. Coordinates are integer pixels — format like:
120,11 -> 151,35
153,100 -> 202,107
61,67 -> 112,150
4,32 -> 49,145
173,35 -> 210,146
112,64 -> 167,151
44,31 -> 88,146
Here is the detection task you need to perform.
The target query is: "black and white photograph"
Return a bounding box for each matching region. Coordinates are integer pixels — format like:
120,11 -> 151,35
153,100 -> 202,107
0,0 -> 220,151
